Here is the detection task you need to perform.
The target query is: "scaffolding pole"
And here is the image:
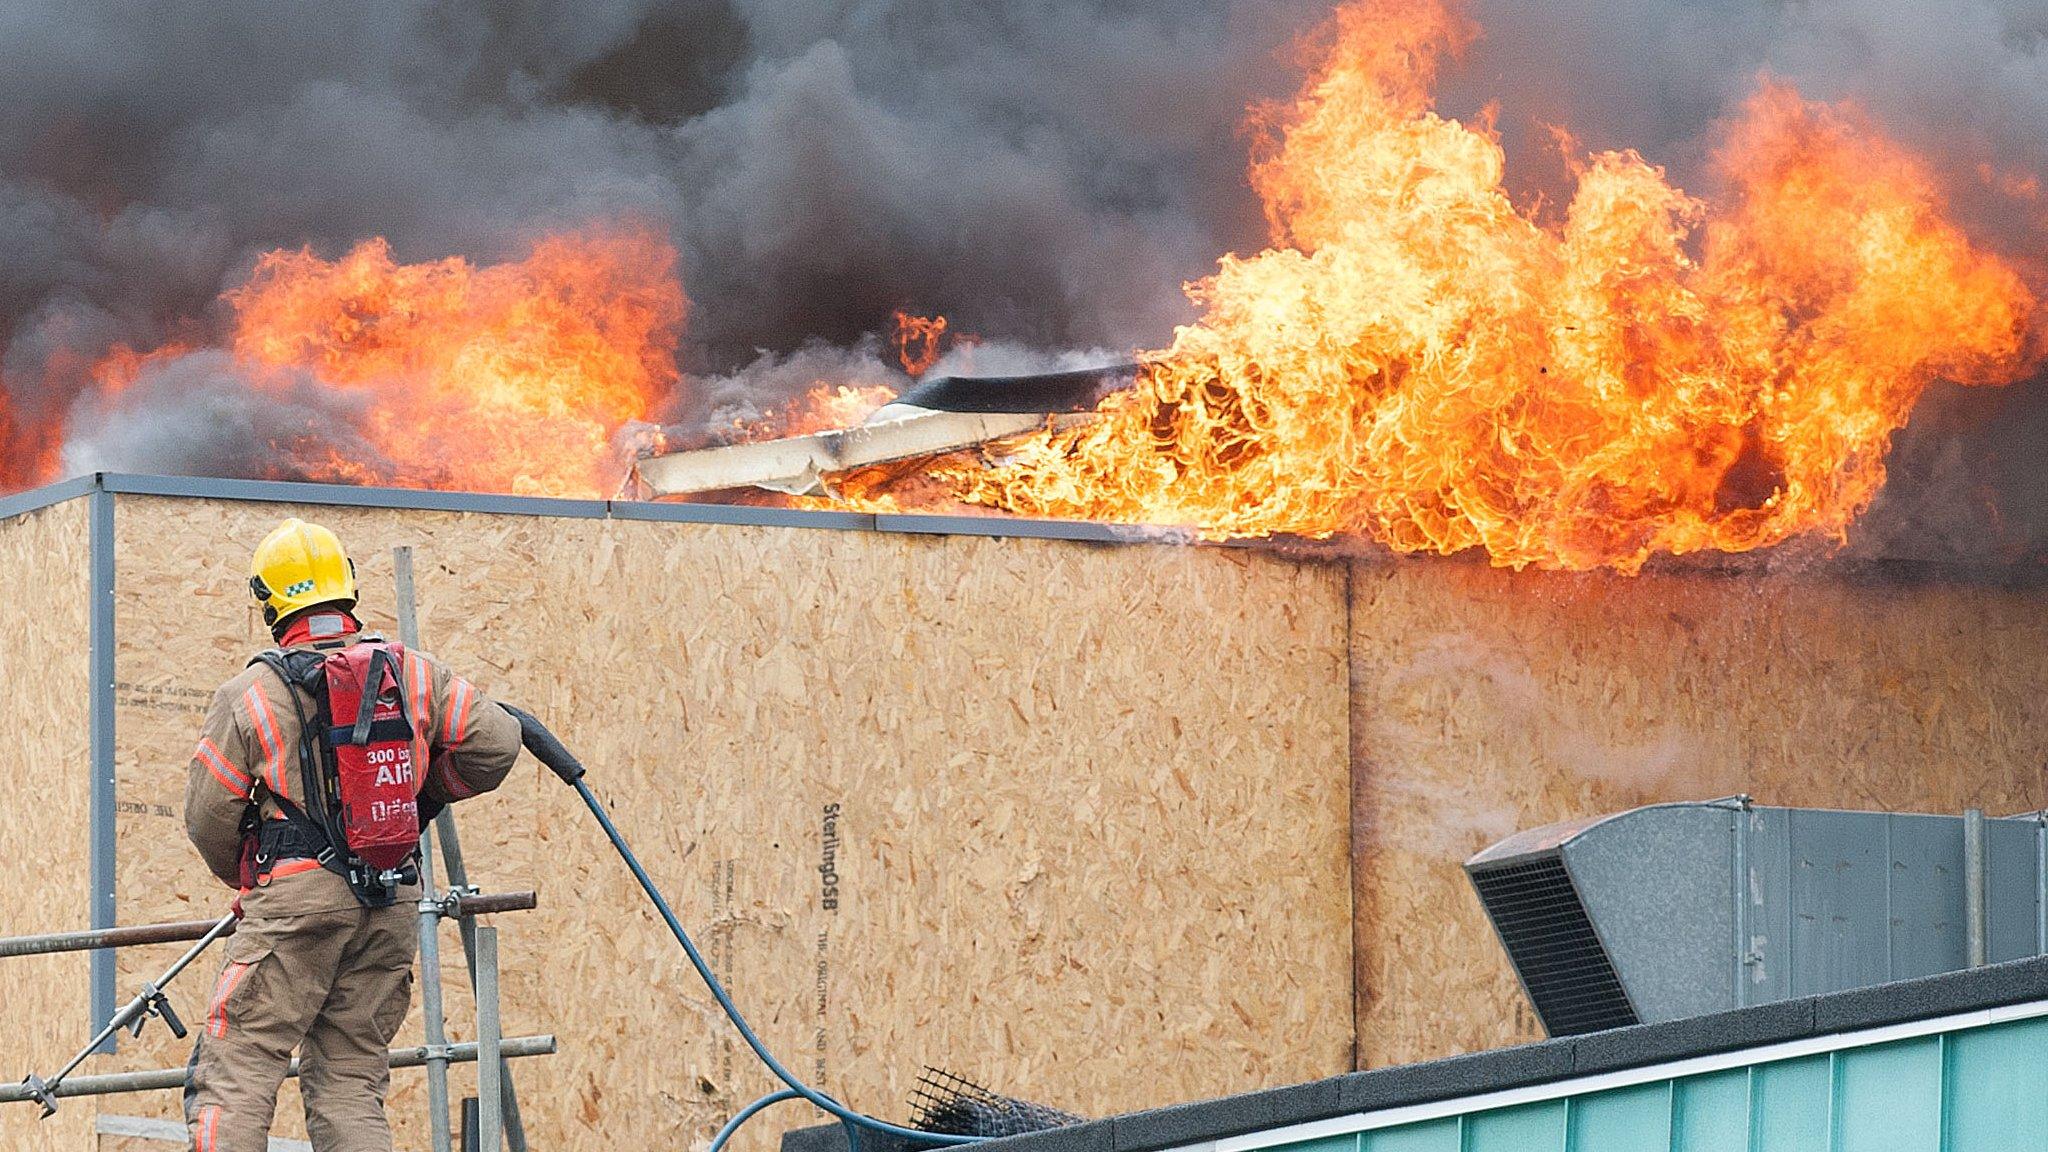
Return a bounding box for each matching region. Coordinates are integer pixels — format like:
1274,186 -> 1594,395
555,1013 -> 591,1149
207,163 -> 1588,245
396,545 -> 455,1152
437,806 -> 527,1146
1,1036 -> 556,1106
0,893 -> 538,959
394,545 -> 529,1152
0,917 -> 241,959
418,824 -> 455,1152
477,926 -> 503,1152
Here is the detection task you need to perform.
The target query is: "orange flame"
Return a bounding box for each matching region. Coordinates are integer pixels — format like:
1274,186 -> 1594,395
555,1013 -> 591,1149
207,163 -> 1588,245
231,227 -> 684,496
90,226 -> 684,497
927,0 -> 2040,571
783,383 -> 899,434
0,392 -> 44,491
733,383 -> 899,443
890,311 -> 950,377
6,341 -> 127,488
92,342 -> 195,399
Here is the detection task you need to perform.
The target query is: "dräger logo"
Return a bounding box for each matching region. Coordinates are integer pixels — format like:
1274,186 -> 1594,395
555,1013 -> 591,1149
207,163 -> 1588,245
820,803 -> 841,912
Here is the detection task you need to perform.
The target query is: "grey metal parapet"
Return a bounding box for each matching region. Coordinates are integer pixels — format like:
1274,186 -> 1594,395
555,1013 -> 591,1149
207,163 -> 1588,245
7,471 -> 2044,573
99,473 -> 613,520
609,498 -> 877,533
0,474 -> 97,521
87,484 -> 116,1048
0,472 -> 1214,543
874,513 -> 1185,544
0,472 -> 1255,553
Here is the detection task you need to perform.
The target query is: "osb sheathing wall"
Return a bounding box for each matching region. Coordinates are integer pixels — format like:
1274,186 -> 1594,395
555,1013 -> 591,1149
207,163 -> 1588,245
0,500 -> 95,1152
97,494 -> 1354,1150
1348,561 -> 2048,1068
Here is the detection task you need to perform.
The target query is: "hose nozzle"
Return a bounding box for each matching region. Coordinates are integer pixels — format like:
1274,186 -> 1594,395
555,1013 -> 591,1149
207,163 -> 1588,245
503,704 -> 585,785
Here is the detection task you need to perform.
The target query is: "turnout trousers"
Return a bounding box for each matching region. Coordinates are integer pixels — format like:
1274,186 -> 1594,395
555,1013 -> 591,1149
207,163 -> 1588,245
184,903 -> 416,1152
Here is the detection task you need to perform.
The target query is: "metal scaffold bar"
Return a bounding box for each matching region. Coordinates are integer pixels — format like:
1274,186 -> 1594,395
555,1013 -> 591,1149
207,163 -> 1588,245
394,544 -> 529,1152
0,892 -> 539,959
477,926 -> 504,1152
438,810 -> 528,1149
0,919 -> 240,959
406,536 -> 456,1152
0,1036 -> 557,1105
419,824 -> 456,1152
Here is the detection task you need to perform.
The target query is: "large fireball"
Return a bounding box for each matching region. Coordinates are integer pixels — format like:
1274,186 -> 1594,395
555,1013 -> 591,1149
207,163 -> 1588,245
929,0 -> 2040,571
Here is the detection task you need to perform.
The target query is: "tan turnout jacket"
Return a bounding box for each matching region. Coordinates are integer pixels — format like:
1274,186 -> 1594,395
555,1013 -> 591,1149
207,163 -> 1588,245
184,630 -> 522,916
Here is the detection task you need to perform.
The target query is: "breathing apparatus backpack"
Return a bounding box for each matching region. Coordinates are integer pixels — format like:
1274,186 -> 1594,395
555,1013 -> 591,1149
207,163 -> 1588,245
249,640 -> 423,907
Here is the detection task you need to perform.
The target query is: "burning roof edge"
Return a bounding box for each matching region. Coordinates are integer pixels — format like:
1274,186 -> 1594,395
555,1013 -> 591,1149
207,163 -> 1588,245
635,365 -> 1140,499
784,955 -> 2048,1152
3,474 -> 2043,586
0,472 -> 1167,546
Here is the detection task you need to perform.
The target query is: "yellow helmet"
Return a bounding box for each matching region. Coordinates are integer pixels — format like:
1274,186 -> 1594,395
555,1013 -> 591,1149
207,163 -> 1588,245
249,518 -> 357,628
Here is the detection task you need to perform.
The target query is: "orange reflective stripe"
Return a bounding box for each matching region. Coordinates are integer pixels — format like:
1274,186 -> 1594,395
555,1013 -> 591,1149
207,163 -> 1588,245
194,739 -> 251,797
204,761 -> 249,799
207,960 -> 256,1038
241,684 -> 287,799
261,858 -> 325,882
196,1105 -> 219,1152
406,651 -> 433,769
442,678 -> 476,745
437,755 -> 477,800
405,652 -> 433,732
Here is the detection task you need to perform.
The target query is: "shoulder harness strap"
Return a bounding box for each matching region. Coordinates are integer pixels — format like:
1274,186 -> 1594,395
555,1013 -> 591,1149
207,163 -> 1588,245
246,649 -> 346,871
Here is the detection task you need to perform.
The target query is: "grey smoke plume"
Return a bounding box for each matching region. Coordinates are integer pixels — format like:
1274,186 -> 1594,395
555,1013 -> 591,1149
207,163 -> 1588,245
1444,0 -> 2048,255
688,338 -> 1118,447
2,0 -> 2043,561
61,352 -> 394,481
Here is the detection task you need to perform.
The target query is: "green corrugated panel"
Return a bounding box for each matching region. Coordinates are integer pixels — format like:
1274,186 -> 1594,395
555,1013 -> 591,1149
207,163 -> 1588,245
1747,1054 -> 1831,1151
1360,1118 -> 1460,1152
1945,1015 -> 2048,1152
1265,1012 -> 2048,1152
1836,1035 -> 1943,1151
1671,1068 -> 1749,1152
1464,1099 -> 1566,1150
1565,1082 -> 1671,1150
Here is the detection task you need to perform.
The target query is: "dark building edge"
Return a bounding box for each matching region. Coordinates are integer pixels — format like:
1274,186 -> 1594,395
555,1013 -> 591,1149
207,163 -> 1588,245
1,473 -> 2040,584
784,955 -> 2048,1152
0,473 -> 1145,543
88,484 -> 116,1048
0,473 -> 96,521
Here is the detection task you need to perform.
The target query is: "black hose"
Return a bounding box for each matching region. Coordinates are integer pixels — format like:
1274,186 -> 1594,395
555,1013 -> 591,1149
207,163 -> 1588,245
505,705 -> 979,1146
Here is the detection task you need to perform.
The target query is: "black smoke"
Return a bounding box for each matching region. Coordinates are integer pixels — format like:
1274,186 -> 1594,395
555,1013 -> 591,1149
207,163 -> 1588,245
0,0 -> 1326,477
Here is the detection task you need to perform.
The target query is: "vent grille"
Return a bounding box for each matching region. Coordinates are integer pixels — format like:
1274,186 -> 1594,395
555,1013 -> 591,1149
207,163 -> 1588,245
1469,857 -> 1638,1036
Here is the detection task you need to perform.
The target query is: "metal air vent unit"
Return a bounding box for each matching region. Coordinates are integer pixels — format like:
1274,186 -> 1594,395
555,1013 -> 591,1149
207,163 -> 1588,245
1467,799 -> 2048,1035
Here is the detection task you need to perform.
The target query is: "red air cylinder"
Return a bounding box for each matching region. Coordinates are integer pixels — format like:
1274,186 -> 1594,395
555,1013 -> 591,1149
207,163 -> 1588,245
323,642 -> 420,872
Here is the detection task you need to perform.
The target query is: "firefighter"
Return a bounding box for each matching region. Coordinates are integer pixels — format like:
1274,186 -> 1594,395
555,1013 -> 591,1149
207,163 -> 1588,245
181,518 -> 521,1152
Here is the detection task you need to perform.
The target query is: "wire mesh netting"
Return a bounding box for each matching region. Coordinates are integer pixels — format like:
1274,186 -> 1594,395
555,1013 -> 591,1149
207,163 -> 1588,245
908,1067 -> 1085,1137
